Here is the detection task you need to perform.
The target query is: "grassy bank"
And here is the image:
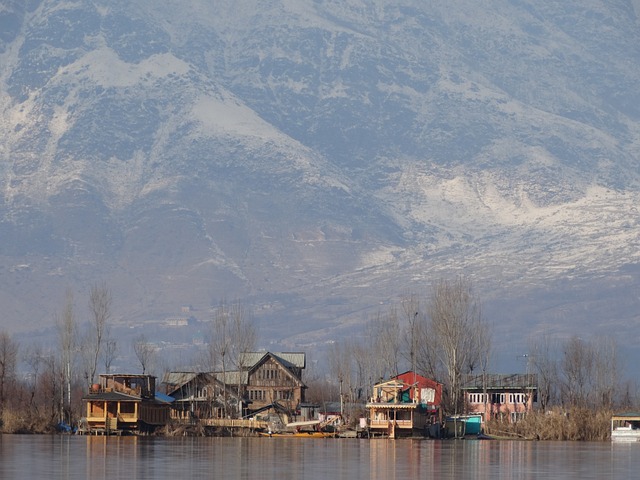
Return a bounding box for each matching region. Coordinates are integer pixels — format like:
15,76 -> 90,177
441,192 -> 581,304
484,407 -> 612,441
1,410 -> 57,434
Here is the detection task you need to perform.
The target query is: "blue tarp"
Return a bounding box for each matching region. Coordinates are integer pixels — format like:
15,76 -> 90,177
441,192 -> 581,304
155,392 -> 175,403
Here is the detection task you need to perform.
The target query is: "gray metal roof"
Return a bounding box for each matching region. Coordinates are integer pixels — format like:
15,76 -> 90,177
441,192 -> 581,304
162,371 -> 199,387
461,373 -> 538,390
162,352 -> 306,388
213,370 -> 247,385
240,352 -> 306,369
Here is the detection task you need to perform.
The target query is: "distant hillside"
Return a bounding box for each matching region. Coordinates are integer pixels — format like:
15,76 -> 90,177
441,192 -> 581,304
1,0 -> 639,366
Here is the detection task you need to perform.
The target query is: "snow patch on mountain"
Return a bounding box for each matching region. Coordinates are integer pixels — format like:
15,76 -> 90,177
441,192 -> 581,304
57,49 -> 191,89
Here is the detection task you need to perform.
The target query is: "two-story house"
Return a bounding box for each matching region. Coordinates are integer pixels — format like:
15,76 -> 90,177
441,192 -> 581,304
460,373 -> 538,423
366,371 -> 442,438
163,352 -> 306,424
162,371 -> 243,422
236,351 -> 306,416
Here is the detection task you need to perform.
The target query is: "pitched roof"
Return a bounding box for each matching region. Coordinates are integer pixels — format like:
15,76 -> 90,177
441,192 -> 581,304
213,370 -> 248,385
162,352 -> 306,388
240,352 -> 305,369
162,371 -> 199,388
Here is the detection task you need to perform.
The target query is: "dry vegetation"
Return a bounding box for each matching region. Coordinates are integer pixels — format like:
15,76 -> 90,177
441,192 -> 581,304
485,407 -> 613,441
0,410 -> 58,434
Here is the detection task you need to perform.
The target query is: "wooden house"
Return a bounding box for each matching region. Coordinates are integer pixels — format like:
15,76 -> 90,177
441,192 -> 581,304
239,352 -> 306,415
460,373 -> 538,423
162,371 -> 243,422
366,371 -> 442,438
163,352 -> 306,424
82,374 -> 171,434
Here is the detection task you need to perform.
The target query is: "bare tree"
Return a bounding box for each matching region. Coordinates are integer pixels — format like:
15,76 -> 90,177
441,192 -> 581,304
372,308 -> 402,378
133,334 -> 156,375
528,334 -> 559,411
414,318 -> 439,381
211,302 -> 232,417
592,335 -> 618,409
351,339 -> 372,402
0,331 -> 19,421
228,301 -> 258,416
557,334 -> 619,409
427,276 -> 488,415
84,282 -> 112,385
401,293 -> 421,378
561,336 -> 594,408
360,316 -> 388,387
102,335 -> 118,375
328,340 -> 352,418
40,351 -> 61,422
476,320 -> 492,418
23,343 -> 44,414
57,289 -> 76,423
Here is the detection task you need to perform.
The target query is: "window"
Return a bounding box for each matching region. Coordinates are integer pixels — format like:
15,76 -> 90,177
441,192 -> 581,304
491,393 -> 505,404
509,393 -> 526,404
468,393 -> 485,404
511,412 -> 526,423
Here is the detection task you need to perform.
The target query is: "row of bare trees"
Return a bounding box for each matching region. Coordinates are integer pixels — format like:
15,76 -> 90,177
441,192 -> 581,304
0,282 -> 162,431
529,334 -> 622,411
319,276 -> 629,420
1,288 -> 261,430
316,277 -> 490,417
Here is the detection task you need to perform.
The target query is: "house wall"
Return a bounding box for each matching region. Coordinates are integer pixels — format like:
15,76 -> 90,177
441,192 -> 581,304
465,391 -> 535,422
139,403 -> 170,426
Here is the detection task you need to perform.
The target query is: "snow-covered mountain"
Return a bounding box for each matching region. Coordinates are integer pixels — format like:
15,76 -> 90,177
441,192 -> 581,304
1,0 -> 640,364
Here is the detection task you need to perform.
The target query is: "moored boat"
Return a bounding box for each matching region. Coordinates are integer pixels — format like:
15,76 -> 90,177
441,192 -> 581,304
611,413 -> 640,442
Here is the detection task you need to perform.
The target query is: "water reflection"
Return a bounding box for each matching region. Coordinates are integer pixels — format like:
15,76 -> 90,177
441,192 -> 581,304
1,435 -> 640,479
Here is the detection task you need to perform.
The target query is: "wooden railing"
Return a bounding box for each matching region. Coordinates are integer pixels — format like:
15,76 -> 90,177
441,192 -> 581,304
199,418 -> 269,429
370,420 -> 413,428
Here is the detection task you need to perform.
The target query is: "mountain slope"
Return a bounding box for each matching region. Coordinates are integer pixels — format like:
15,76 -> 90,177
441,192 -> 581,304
1,0 -> 639,363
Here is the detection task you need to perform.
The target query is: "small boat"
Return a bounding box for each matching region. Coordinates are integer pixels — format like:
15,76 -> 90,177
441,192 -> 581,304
611,413 -> 640,442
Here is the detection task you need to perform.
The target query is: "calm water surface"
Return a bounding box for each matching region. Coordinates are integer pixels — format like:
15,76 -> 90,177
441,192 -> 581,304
2,434 -> 639,479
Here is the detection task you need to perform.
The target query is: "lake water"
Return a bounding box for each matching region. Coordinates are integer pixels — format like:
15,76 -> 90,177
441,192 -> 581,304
2,435 -> 639,479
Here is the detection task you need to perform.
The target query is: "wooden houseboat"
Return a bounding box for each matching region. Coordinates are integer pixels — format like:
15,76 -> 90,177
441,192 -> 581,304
82,374 -> 171,434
